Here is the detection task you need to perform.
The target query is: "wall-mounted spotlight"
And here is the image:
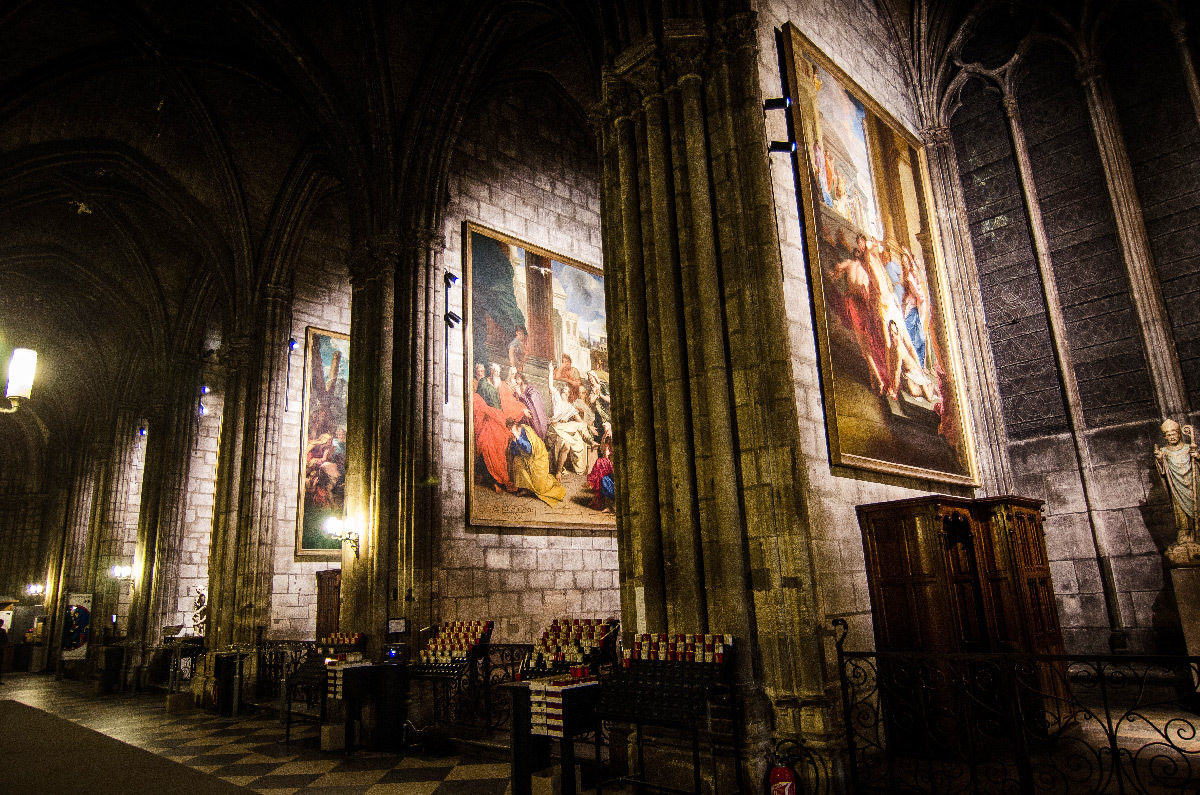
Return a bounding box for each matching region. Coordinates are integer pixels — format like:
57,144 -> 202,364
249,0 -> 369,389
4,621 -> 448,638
26,583 -> 44,597
445,311 -> 461,328
138,426 -> 146,437
323,516 -> 359,557
444,271 -> 459,288
111,564 -> 133,580
769,141 -> 797,154
2,348 -> 37,414
763,96 -> 791,112
199,384 -> 210,417
288,338 -> 298,351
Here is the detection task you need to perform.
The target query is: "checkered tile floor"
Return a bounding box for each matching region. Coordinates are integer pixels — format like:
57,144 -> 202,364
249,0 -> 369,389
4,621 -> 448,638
2,672 -> 544,795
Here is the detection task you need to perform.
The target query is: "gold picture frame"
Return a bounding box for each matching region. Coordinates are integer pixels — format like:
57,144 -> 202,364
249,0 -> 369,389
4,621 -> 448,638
464,222 -> 617,529
781,24 -> 979,486
296,326 -> 350,559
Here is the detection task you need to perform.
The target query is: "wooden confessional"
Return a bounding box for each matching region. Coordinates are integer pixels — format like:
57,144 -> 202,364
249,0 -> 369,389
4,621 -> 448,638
855,496 -> 1067,751
855,496 -> 1064,657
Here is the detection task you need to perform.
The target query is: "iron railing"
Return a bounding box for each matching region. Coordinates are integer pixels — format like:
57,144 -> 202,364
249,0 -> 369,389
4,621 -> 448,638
255,640 -> 317,700
425,642 -> 531,730
835,627 -> 1200,793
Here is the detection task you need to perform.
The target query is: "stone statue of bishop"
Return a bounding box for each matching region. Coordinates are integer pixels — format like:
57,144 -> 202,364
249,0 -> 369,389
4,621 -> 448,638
1155,419 -> 1200,564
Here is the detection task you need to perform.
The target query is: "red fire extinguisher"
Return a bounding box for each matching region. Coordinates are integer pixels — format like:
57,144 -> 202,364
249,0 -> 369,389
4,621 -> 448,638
769,754 -> 796,795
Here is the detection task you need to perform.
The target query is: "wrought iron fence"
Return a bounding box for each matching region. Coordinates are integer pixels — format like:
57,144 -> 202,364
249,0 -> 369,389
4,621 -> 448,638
427,642 -> 531,730
255,640 -> 317,700
835,630 -> 1200,793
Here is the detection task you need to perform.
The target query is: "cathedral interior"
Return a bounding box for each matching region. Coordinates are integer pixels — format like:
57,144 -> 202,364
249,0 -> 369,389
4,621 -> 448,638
1,0 -> 1199,792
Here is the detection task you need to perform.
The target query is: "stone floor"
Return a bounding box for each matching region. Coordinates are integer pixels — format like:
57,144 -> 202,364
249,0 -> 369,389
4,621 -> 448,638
1,672 -> 549,795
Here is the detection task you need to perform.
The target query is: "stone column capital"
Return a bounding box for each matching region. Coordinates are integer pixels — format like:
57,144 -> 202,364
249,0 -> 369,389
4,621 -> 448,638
403,227 -> 446,253
264,281 -> 292,304
920,124 -> 953,148
350,234 -> 401,287
601,74 -> 641,124
712,11 -> 759,57
1075,56 -> 1103,86
215,335 -> 254,375
1171,16 -> 1188,46
664,20 -> 710,84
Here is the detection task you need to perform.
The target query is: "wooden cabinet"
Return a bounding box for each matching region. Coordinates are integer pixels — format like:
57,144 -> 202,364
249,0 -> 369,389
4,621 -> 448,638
855,496 -> 1064,657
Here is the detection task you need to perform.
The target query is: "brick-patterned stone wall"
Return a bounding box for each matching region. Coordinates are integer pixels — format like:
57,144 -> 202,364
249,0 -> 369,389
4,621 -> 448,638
757,0 -> 964,652
1017,47 -> 1153,428
440,80 -> 619,643
1106,7 -> 1200,408
0,427 -> 42,596
104,428 -> 144,635
951,78 -> 1068,441
267,206 -> 350,639
171,388 -> 220,631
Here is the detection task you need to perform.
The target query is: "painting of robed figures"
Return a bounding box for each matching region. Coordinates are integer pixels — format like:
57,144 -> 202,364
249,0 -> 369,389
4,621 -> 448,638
297,327 -> 350,557
465,224 -> 616,529
782,25 -> 978,485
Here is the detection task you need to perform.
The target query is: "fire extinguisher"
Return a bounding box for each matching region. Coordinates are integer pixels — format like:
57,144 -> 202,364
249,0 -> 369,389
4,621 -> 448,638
769,748 -> 796,795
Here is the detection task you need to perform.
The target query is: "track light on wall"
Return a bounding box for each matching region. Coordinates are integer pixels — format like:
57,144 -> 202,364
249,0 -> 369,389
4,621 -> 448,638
769,141 -> 797,153
763,96 -> 791,111
1,348 -> 37,413
444,271 -> 458,287
445,311 -> 461,328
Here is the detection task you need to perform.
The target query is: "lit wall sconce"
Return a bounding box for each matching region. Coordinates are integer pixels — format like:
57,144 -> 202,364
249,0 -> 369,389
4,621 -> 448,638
323,516 -> 359,557
111,564 -> 133,580
26,583 -> 44,597
2,348 -> 37,413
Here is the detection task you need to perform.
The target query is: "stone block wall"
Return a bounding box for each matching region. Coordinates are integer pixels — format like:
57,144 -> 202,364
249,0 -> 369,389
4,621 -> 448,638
169,364 -> 222,631
440,81 -> 619,643
757,0 -> 959,653
267,208 -> 350,639
1011,424 -> 1182,652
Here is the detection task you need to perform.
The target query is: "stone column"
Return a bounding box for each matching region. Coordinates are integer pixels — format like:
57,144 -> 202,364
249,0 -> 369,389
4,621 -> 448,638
126,359 -> 200,688
50,444 -> 98,673
200,285 -> 292,698
207,337 -> 254,655
627,45 -> 708,632
1171,14 -> 1200,134
603,80 -> 667,635
1001,91 -> 1129,650
340,235 -> 396,660
920,124 -> 1016,494
1076,57 -> 1189,419
394,228 -> 446,653
229,284 -> 292,650
88,408 -> 141,646
596,12 -> 838,786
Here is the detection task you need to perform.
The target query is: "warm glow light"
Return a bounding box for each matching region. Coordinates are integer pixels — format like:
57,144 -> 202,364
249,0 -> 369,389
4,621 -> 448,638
26,583 -> 44,596
5,348 -> 36,401
323,516 -> 344,537
111,564 -> 132,579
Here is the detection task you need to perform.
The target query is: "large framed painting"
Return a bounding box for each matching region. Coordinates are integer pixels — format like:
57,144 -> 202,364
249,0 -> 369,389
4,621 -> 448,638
297,326 -> 349,558
464,223 -> 616,529
781,24 -> 978,485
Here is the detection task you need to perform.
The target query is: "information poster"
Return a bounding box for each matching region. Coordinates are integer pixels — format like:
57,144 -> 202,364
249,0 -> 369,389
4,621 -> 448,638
61,592 -> 92,661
